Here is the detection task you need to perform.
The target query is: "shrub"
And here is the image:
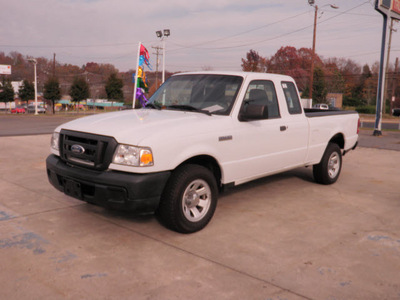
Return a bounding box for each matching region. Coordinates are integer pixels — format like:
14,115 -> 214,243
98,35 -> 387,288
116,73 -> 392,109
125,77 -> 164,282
355,105 -> 376,114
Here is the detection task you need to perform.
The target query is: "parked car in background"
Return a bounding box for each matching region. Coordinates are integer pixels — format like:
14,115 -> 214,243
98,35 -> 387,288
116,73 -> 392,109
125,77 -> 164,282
393,108 -> 400,117
313,103 -> 329,110
11,106 -> 26,114
27,104 -> 46,114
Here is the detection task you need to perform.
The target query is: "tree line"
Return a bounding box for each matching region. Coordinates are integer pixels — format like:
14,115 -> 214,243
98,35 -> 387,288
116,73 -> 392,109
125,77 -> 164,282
0,51 -> 141,112
1,73 -> 124,113
241,46 -> 399,113
2,48 -> 398,114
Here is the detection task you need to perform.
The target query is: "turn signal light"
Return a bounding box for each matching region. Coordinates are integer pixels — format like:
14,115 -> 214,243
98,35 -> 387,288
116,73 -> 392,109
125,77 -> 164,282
140,151 -> 153,166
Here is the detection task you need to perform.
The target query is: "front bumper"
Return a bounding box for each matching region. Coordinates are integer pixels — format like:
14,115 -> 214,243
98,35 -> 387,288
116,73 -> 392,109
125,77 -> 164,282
46,154 -> 171,213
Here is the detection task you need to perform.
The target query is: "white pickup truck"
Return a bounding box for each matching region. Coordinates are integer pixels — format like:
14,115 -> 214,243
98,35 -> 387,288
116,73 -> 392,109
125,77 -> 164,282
46,71 -> 359,233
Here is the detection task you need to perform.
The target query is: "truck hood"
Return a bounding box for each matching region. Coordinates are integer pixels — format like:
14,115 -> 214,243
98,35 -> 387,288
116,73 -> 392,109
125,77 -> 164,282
56,109 -> 229,145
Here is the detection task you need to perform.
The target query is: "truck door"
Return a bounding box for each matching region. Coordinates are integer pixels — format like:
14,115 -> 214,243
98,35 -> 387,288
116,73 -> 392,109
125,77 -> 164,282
228,80 -> 307,184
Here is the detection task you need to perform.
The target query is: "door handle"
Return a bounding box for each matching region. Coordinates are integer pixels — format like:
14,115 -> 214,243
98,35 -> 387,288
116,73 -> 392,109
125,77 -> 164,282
280,125 -> 288,132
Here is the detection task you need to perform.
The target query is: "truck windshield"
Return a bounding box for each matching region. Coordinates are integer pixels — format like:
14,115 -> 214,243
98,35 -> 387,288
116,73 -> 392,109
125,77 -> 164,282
147,74 -> 243,116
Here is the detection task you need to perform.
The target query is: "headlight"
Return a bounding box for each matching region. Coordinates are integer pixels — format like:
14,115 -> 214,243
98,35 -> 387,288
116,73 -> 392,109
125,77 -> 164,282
112,144 -> 154,167
51,132 -> 60,151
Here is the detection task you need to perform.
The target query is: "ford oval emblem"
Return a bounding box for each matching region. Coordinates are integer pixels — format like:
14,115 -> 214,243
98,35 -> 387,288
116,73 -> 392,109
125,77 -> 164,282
71,144 -> 85,155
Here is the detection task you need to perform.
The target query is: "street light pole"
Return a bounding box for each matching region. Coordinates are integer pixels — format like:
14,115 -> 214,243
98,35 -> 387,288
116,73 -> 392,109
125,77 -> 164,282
28,58 -> 38,115
156,29 -> 170,84
162,37 -> 166,83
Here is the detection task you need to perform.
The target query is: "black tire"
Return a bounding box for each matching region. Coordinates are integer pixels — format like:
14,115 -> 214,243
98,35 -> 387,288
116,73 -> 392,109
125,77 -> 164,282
313,143 -> 342,185
157,164 -> 218,233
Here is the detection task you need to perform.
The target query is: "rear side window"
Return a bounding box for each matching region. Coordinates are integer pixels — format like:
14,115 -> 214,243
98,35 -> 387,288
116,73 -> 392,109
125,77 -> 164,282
282,81 -> 302,114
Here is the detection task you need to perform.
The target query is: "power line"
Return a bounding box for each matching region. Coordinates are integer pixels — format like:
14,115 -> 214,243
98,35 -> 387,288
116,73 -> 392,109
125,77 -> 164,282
169,9 -> 312,51
167,1 -> 371,52
0,40 -> 154,49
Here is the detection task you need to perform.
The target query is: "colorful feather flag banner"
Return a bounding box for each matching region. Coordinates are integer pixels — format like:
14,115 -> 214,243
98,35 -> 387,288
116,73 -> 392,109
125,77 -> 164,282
138,54 -> 152,70
138,56 -> 145,67
137,67 -> 148,92
140,44 -> 150,60
133,42 -> 151,108
136,88 -> 149,107
137,66 -> 143,78
139,44 -> 152,69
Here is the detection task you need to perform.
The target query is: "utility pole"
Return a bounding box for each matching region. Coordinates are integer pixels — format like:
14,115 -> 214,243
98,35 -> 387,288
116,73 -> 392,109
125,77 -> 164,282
53,53 -> 56,78
309,4 -> 318,101
152,46 -> 162,89
307,2 -> 338,102
391,57 -> 399,113
383,19 -> 396,115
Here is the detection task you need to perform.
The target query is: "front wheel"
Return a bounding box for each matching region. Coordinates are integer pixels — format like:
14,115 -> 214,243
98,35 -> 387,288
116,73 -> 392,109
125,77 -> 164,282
313,143 -> 342,185
157,164 -> 218,233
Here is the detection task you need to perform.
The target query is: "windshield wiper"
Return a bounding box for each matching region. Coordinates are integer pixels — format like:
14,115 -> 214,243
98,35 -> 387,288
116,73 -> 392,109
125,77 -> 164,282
167,105 -> 212,116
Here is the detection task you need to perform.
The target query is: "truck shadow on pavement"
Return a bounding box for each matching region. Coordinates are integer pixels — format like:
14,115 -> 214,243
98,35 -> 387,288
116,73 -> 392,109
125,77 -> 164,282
77,202 -> 156,226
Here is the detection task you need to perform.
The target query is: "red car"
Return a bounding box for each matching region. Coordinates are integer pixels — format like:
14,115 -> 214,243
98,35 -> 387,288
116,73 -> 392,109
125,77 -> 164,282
11,107 -> 26,114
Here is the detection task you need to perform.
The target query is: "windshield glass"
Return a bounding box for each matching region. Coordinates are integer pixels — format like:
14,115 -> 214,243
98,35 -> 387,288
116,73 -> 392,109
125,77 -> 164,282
147,74 -> 243,115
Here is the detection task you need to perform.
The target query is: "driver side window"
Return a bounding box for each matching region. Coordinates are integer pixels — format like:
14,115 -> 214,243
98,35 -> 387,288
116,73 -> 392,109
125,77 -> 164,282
241,80 -> 280,119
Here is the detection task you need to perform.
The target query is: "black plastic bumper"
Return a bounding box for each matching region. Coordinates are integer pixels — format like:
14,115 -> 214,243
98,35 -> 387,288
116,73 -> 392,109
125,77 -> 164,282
343,141 -> 358,156
46,154 -> 171,213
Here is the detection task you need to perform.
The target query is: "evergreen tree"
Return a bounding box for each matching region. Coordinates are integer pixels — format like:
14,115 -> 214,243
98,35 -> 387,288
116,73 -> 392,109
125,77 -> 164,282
343,64 -> 371,107
70,76 -> 90,112
0,78 -> 15,106
313,67 -> 328,104
18,79 -> 34,104
304,67 -> 328,104
44,77 -> 61,114
330,70 -> 345,94
105,73 -> 124,101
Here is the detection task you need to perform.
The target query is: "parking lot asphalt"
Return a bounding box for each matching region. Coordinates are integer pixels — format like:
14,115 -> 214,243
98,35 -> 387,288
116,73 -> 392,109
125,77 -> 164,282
0,118 -> 400,299
0,114 -> 85,136
358,129 -> 400,151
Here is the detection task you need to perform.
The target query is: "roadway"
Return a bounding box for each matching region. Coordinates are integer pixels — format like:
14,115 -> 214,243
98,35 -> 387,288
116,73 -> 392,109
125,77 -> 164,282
361,120 -> 400,130
0,114 -> 84,136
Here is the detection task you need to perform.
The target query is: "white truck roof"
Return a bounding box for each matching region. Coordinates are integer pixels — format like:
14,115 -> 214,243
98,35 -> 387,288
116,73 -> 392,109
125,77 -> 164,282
172,71 -> 295,82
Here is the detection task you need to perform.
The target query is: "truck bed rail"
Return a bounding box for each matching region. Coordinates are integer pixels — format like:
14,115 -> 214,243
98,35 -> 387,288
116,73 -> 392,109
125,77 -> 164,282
304,109 -> 358,118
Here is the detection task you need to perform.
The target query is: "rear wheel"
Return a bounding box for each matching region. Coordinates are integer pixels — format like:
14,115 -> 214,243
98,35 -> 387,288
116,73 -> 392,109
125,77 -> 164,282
157,164 -> 218,233
313,143 -> 342,185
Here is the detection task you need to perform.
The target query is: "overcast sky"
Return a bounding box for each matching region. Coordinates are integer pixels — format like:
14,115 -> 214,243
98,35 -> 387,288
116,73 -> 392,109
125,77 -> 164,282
1,0 -> 398,73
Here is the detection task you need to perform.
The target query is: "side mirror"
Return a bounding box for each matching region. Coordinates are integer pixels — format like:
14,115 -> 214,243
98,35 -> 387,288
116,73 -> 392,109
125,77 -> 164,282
239,104 -> 269,121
